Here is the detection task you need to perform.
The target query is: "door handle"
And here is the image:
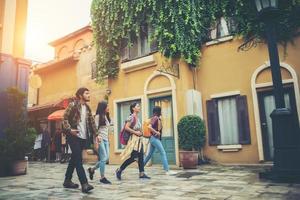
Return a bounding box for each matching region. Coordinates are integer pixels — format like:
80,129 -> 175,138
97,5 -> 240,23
261,123 -> 267,126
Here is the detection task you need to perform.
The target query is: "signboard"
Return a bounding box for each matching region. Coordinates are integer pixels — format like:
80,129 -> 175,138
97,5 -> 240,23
157,63 -> 180,78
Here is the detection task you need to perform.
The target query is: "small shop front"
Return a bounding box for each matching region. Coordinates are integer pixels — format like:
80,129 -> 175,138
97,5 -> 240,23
28,98 -> 71,162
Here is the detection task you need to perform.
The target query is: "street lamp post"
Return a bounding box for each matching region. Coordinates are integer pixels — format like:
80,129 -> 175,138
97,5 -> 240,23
254,0 -> 300,182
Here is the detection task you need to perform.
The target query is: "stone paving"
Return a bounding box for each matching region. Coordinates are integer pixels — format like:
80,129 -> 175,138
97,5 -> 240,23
0,162 -> 300,200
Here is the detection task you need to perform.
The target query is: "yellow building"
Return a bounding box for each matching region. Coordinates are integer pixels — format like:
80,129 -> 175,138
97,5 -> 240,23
28,26 -> 107,161
27,22 -> 300,165
200,36 -> 300,164
0,0 -> 31,136
0,0 -> 30,91
0,0 -> 28,57
106,22 -> 300,165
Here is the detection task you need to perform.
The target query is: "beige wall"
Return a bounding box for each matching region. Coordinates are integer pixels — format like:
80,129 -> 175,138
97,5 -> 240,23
37,63 -> 77,105
76,47 -> 108,112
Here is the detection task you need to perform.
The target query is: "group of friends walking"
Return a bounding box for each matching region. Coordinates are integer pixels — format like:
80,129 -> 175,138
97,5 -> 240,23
62,87 -> 176,193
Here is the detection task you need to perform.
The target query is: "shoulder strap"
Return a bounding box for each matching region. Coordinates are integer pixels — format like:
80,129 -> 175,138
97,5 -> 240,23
131,115 -> 137,128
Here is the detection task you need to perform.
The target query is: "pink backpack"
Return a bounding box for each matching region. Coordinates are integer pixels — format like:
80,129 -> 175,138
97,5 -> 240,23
119,116 -> 137,145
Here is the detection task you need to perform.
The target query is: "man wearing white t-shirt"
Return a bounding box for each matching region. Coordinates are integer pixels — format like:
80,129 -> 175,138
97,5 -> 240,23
62,87 -> 97,193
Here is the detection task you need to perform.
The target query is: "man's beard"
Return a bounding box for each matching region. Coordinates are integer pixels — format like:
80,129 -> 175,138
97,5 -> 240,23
83,97 -> 90,102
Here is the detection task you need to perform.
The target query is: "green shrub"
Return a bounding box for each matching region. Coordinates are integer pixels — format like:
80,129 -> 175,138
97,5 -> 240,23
0,87 -> 36,163
177,115 -> 206,151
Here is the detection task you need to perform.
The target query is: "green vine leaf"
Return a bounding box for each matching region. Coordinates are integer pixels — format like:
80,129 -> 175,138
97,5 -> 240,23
91,0 -> 300,82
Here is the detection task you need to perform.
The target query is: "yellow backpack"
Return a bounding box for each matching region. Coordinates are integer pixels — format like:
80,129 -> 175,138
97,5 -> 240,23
143,118 -> 151,138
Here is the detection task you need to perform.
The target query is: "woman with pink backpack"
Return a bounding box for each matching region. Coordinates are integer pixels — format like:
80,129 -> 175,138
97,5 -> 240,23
116,102 -> 150,180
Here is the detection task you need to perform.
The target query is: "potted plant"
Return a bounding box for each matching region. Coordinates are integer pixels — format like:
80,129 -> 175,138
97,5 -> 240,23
0,87 -> 36,177
177,115 -> 206,169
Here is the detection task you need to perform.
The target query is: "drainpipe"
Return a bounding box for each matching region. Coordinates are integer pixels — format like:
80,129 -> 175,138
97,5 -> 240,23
189,64 -> 197,90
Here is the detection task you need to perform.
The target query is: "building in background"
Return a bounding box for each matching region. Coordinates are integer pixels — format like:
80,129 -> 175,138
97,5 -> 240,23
106,21 -> 300,165
0,0 -> 31,137
26,22 -> 300,165
28,25 -> 107,162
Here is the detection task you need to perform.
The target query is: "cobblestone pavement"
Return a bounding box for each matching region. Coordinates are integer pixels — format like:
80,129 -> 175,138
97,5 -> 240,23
0,162 -> 300,200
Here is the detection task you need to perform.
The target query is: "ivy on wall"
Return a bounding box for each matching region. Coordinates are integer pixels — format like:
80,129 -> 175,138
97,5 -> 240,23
91,0 -> 300,83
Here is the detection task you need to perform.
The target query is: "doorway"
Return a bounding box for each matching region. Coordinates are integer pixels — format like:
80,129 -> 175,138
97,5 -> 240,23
149,96 -> 176,164
257,86 -> 298,161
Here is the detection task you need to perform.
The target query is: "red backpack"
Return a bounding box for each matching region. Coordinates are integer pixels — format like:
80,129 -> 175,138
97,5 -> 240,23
119,115 -> 137,145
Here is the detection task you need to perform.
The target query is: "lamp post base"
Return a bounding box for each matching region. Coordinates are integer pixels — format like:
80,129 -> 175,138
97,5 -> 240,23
259,108 -> 300,183
259,169 -> 300,183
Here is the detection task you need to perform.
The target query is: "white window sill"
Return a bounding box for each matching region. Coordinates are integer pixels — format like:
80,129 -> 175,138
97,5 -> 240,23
217,144 -> 242,152
121,54 -> 156,73
210,91 -> 240,99
206,36 -> 233,47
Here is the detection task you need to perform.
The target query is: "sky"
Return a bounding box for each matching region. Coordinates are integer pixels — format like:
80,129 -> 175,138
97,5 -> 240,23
25,0 -> 93,63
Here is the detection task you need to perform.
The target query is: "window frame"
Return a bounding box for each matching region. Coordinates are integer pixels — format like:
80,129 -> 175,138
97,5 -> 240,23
206,92 -> 251,148
209,17 -> 236,41
121,24 -> 158,62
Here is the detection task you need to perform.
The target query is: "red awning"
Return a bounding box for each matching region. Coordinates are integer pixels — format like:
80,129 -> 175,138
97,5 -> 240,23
28,97 -> 73,112
48,109 -> 65,121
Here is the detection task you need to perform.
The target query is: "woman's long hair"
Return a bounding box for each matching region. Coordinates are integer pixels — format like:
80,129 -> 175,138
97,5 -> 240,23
153,106 -> 161,117
129,102 -> 138,114
96,101 -> 111,127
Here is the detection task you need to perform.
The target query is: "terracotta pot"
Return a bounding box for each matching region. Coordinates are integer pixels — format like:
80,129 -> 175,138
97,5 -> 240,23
0,159 -> 28,177
12,160 -> 28,176
179,151 -> 198,169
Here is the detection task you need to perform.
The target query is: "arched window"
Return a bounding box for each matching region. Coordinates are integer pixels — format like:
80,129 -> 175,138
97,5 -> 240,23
57,46 -> 68,59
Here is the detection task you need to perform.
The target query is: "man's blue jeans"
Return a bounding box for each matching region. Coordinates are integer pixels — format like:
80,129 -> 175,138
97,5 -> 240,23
94,140 -> 109,177
65,135 -> 87,184
144,136 -> 169,171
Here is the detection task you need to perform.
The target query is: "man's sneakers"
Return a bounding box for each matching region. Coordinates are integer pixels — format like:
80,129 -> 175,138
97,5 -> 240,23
87,167 -> 95,180
63,180 -> 79,189
81,183 -> 94,193
63,180 -> 93,193
116,168 -> 122,180
100,177 -> 112,184
165,170 -> 178,176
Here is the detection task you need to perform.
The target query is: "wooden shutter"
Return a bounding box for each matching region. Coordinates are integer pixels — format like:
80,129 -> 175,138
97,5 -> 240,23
148,26 -> 158,52
206,99 -> 221,145
121,46 -> 129,61
121,39 -> 129,61
150,41 -> 158,52
236,95 -> 251,144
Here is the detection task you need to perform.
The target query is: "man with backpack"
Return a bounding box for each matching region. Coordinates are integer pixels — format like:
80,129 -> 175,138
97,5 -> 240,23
62,87 -> 97,193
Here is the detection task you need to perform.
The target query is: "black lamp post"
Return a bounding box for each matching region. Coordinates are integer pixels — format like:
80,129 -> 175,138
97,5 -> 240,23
255,0 -> 300,182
